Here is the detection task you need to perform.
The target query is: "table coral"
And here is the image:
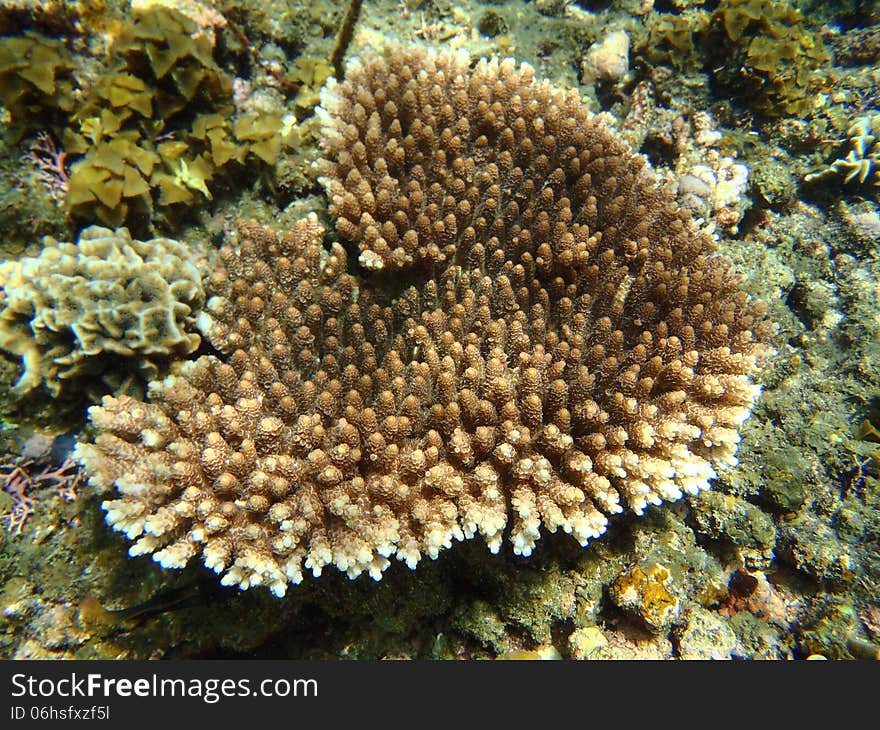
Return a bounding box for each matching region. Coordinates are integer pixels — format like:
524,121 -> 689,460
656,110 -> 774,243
0,225 -> 204,395
75,47 -> 774,598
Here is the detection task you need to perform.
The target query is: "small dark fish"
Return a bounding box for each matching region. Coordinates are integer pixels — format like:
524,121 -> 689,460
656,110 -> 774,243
106,576 -> 228,623
846,635 -> 880,661
49,433 -> 78,466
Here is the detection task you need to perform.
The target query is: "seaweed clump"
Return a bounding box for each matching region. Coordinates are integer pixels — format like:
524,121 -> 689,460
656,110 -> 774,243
707,0 -> 831,118
63,7 -> 277,228
65,134 -> 160,229
0,7 -> 289,230
0,31 -> 76,135
638,12 -> 707,71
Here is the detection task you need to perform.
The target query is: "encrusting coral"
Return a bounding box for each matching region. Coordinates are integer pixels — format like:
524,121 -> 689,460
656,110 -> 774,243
75,47 -> 774,597
0,225 -> 204,395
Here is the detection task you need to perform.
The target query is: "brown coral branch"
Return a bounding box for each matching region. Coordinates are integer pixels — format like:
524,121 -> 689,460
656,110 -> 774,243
331,0 -> 363,81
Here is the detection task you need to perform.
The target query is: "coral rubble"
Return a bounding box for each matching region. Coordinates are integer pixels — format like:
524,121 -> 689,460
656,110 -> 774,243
0,225 -> 204,395
581,29 -> 630,87
74,46 -> 774,598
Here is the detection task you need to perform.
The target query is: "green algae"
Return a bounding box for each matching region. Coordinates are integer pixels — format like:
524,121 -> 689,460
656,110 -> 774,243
707,0 -> 831,118
0,32 -> 76,136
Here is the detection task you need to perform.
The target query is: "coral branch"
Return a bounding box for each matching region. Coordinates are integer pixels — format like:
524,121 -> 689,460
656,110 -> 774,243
331,0 -> 363,81
1,458 -> 83,536
28,131 -> 70,204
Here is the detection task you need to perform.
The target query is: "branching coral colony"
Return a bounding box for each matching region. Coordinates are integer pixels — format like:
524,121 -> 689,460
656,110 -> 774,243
75,47 -> 775,597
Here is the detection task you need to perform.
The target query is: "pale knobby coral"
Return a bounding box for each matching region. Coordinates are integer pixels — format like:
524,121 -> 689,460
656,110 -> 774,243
806,113 -> 880,187
76,47 -> 773,597
677,156 -> 750,232
581,30 -> 631,87
0,226 -> 204,394
675,112 -> 751,233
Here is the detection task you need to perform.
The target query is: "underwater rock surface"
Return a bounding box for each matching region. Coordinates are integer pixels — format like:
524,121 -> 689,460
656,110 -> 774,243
0,0 -> 878,660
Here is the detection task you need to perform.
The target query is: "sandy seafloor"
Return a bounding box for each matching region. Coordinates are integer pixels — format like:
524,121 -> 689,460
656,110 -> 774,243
0,0 -> 878,659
